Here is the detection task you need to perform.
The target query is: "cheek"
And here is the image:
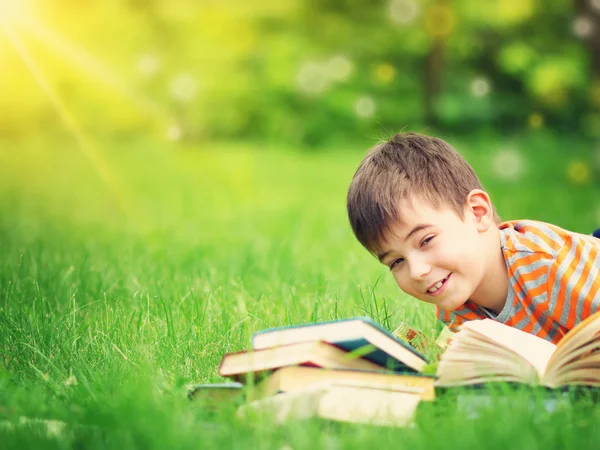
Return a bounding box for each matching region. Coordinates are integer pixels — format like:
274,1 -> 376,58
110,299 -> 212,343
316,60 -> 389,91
440,234 -> 477,260
393,271 -> 412,292
393,272 -> 424,298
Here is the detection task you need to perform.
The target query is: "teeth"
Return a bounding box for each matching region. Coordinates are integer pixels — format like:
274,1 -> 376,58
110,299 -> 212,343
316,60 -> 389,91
427,276 -> 448,293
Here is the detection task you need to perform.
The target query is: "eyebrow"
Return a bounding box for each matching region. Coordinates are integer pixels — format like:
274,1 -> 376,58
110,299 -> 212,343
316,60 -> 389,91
377,223 -> 433,263
405,224 -> 433,242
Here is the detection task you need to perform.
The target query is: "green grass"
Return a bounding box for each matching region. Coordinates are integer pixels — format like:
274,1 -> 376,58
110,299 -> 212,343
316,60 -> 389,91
1,132 -> 600,448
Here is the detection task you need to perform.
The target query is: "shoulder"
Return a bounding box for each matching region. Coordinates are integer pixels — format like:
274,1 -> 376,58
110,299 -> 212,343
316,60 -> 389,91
499,220 -> 569,257
500,219 -> 600,282
499,220 -> 566,286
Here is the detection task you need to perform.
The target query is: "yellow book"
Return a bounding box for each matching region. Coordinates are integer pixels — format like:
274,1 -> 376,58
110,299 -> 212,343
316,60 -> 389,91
252,366 -> 435,401
436,311 -> 600,388
237,381 -> 422,427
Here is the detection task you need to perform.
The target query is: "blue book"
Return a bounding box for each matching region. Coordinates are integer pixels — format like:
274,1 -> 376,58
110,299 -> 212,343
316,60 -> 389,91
251,317 -> 428,373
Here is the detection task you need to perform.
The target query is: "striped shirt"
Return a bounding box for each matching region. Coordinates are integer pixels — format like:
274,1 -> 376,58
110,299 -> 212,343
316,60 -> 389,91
436,220 -> 600,343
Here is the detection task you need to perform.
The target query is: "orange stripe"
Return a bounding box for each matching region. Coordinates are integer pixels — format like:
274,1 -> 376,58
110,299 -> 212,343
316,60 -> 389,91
526,283 -> 547,300
546,258 -> 560,312
582,259 -> 600,320
551,242 -> 576,321
561,238 -> 584,323
524,226 -> 562,252
508,254 -> 542,275
538,307 -> 564,341
527,264 -> 549,279
462,311 -> 483,320
521,318 -> 535,334
449,317 -> 464,332
506,306 -> 528,327
566,242 -> 594,329
536,321 -> 550,340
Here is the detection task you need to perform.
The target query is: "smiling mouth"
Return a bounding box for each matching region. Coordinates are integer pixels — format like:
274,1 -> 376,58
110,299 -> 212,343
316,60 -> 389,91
426,274 -> 451,294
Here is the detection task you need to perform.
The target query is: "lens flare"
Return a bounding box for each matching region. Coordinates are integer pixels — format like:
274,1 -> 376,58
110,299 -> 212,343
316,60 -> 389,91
0,20 -> 130,213
0,0 -> 32,23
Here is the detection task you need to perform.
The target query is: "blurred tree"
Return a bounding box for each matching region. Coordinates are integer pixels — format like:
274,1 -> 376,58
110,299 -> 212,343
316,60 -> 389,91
424,0 -> 451,126
0,0 -> 599,146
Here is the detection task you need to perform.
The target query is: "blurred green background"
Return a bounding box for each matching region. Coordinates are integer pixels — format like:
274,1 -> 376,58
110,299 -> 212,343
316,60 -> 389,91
1,0 -> 599,228
2,0 -> 600,146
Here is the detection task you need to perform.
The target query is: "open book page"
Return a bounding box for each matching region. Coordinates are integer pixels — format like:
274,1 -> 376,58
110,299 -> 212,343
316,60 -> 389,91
544,311 -> 600,382
553,310 -> 600,353
436,328 -> 541,386
462,319 -> 556,378
542,314 -> 600,386
544,352 -> 600,386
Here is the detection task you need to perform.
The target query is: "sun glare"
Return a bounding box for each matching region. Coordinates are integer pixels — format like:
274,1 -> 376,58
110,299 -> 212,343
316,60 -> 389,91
0,0 -> 33,24
0,0 -> 133,214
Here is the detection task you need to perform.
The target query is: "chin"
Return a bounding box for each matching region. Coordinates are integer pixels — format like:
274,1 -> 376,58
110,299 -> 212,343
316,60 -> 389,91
438,297 -> 468,312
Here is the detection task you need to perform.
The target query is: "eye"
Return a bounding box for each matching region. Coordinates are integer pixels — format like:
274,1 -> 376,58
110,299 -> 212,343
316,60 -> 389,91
420,235 -> 435,247
389,258 -> 404,270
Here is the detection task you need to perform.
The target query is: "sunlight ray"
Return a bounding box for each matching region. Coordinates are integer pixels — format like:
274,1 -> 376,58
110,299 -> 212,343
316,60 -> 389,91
0,20 -> 130,213
17,16 -> 168,122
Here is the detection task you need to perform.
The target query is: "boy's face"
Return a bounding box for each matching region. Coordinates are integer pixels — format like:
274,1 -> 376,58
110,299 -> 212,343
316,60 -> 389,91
376,196 -> 489,312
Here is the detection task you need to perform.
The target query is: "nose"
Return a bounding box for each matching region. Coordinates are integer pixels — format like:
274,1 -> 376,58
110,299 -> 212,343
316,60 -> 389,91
408,257 -> 431,280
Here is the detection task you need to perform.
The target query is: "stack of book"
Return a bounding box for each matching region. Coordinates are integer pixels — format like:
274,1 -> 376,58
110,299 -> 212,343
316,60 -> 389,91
190,311 -> 600,427
190,317 -> 435,427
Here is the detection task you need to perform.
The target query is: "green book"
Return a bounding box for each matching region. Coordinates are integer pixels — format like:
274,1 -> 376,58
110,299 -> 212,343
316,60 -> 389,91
188,382 -> 244,402
251,317 -> 428,373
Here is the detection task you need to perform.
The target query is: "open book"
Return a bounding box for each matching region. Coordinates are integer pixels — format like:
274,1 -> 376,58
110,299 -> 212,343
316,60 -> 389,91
436,311 -> 600,388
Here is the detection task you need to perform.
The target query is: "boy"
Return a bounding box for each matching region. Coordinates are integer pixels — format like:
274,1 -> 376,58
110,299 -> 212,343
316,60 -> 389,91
346,132 -> 600,344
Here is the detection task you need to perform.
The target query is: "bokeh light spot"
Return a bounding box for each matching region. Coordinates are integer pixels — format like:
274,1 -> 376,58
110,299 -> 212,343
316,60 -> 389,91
375,63 -> 395,84
529,113 -> 544,128
471,77 -> 490,97
425,5 -> 455,38
492,148 -> 526,181
327,55 -> 353,82
137,54 -> 160,77
573,16 -> 594,39
389,0 -> 419,25
167,124 -> 182,141
296,61 -> 329,95
355,96 -> 376,118
169,74 -> 198,102
567,160 -> 591,184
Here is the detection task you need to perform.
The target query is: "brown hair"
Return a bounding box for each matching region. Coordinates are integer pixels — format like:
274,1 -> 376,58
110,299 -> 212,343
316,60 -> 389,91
347,132 -> 498,254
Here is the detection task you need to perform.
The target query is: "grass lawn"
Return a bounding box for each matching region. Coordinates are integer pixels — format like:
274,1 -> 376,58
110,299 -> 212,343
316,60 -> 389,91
1,132 -> 600,448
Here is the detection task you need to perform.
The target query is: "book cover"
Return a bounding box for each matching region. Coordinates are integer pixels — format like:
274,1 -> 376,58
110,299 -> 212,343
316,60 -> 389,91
218,340 -> 385,379
252,316 -> 428,373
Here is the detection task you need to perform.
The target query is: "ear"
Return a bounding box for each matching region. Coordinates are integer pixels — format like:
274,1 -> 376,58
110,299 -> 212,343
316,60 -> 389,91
465,189 -> 494,233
